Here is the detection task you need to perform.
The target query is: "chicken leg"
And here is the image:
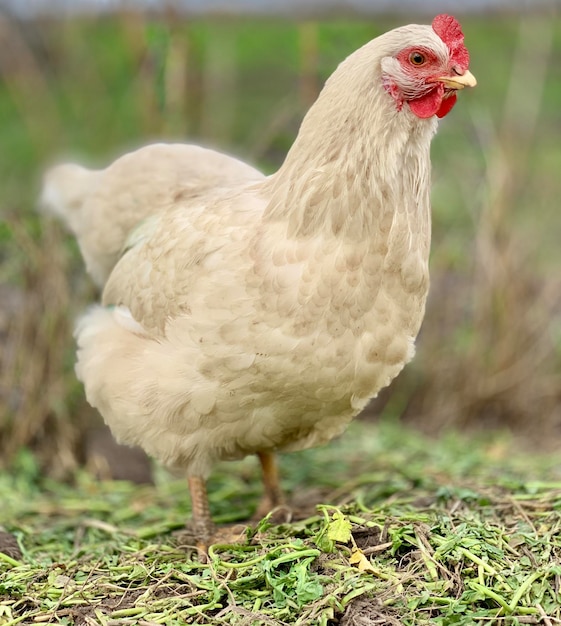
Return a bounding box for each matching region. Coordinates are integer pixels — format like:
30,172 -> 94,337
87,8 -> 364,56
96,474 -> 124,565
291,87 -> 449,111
254,451 -> 287,521
185,450 -> 289,559
187,477 -> 246,559
188,476 -> 215,555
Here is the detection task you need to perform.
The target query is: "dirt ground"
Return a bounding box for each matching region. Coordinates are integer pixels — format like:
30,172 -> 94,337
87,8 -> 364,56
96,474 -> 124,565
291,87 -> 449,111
0,530 -> 22,561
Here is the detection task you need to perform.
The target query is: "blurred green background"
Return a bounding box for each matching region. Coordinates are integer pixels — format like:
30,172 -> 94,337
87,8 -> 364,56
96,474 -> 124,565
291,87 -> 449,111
1,9 -> 560,476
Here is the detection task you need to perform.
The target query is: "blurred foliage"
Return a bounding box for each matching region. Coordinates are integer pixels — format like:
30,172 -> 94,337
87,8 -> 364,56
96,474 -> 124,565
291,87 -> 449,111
0,11 -> 560,474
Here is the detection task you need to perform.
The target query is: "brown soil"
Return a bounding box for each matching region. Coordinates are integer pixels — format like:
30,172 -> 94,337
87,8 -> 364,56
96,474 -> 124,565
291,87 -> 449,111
0,530 -> 22,561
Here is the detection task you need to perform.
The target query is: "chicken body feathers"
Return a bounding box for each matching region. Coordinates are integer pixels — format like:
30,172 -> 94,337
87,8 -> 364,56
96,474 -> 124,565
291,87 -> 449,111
76,141 -> 432,478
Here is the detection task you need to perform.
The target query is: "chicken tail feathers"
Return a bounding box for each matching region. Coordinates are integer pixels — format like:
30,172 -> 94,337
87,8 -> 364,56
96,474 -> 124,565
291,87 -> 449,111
38,163 -> 96,228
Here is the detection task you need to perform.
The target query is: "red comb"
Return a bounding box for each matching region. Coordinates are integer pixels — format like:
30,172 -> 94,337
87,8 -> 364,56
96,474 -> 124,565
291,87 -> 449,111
432,14 -> 470,70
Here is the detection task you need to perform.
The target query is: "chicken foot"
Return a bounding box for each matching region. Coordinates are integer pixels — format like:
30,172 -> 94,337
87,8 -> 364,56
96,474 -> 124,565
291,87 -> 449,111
185,452 -> 288,559
186,476 -> 247,560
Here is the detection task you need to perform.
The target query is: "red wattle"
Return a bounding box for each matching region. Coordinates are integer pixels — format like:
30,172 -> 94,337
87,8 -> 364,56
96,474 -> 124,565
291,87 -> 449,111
408,88 -> 442,119
436,93 -> 457,118
408,87 -> 457,119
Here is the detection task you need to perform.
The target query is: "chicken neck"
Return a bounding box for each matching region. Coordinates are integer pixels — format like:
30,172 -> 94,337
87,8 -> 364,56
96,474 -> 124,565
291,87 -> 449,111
262,45 -> 438,246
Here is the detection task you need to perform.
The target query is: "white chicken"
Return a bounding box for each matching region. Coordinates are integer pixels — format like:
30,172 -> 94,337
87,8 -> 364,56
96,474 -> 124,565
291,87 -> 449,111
50,14 -> 476,551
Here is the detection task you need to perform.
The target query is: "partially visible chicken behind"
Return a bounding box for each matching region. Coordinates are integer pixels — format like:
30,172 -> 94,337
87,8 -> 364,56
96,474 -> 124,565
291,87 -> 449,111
73,15 -> 475,549
40,144 -> 264,286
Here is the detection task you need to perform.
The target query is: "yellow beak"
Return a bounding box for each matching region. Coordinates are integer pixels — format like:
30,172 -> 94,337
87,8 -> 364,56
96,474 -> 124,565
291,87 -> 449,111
437,69 -> 477,90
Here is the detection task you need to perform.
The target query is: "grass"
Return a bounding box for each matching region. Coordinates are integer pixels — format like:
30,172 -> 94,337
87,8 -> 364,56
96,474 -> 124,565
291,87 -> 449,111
2,421 -> 561,625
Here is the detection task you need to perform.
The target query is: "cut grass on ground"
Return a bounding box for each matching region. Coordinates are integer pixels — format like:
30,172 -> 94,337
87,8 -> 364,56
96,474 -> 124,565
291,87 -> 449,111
1,421 -> 561,625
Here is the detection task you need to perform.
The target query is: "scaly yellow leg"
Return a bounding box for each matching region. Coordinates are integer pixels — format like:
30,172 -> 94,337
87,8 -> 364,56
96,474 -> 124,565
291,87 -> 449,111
254,451 -> 286,520
188,476 -> 215,557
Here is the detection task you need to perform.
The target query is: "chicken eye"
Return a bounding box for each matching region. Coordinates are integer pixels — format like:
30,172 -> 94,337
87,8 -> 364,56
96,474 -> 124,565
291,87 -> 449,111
409,51 -> 426,66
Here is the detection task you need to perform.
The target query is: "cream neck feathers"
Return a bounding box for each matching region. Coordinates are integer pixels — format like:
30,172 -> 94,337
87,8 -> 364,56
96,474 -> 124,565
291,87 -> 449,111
262,27 -> 439,242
